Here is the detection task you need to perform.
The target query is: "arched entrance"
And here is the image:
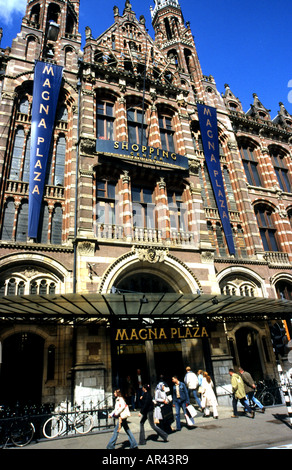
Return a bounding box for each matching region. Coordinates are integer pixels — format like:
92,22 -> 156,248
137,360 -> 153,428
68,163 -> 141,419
112,273 -> 188,396
235,327 -> 263,382
0,333 -> 44,406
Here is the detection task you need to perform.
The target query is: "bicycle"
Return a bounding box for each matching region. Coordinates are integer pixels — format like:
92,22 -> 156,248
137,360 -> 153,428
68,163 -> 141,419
0,412 -> 35,448
42,406 -> 94,439
250,381 -> 275,408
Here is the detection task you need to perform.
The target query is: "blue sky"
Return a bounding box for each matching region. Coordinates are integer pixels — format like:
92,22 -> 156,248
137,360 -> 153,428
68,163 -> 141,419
1,0 -> 292,118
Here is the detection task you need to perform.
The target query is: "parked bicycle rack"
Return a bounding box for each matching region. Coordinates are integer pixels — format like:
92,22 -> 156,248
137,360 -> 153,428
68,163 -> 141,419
0,399 -> 115,444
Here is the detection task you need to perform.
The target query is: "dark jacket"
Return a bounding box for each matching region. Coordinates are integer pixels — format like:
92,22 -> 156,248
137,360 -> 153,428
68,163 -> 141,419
140,391 -> 154,416
172,381 -> 190,403
240,371 -> 255,394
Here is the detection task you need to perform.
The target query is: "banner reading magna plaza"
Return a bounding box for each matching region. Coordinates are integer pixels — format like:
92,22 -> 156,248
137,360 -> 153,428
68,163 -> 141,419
197,103 -> 235,255
28,61 -> 63,238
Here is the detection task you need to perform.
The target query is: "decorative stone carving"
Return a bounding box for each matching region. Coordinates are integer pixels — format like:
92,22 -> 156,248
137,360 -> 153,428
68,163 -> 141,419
133,246 -> 168,263
78,241 -> 95,256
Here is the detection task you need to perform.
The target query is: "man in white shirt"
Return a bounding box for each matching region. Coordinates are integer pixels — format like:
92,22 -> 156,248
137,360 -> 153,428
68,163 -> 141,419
184,366 -> 202,409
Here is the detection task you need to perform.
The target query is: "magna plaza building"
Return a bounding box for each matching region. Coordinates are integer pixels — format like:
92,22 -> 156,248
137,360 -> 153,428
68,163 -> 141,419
0,0 -> 291,408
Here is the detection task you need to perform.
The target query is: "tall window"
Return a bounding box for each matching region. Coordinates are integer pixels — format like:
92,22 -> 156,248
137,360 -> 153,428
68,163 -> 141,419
159,115 -> 175,153
223,167 -> 237,211
270,148 -> 291,193
96,180 -> 116,226
15,200 -> 28,242
240,143 -> 262,187
97,100 -> 115,140
51,204 -> 63,244
275,281 -> 292,300
1,198 -> 15,240
127,108 -> 147,145
132,186 -> 154,228
254,204 -> 279,251
167,190 -> 187,232
9,128 -> 25,180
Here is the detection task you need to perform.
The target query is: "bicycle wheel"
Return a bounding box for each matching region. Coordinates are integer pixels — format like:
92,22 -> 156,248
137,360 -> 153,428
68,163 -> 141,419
43,416 -> 64,439
74,413 -> 93,434
10,420 -> 35,447
261,392 -> 275,407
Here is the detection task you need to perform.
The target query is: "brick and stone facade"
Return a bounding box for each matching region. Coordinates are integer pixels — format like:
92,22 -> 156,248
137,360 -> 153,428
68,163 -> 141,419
0,0 -> 291,407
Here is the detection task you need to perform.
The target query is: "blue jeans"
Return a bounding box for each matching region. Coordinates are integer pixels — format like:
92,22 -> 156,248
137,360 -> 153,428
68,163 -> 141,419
174,399 -> 187,430
190,389 -> 201,408
247,391 -> 264,409
232,395 -> 252,415
107,419 -> 138,449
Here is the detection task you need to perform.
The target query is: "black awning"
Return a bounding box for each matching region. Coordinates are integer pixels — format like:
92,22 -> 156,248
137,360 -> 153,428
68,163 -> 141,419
0,292 -> 291,325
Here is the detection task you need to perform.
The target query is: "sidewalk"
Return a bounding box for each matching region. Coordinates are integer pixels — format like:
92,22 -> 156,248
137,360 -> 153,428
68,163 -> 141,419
23,405 -> 292,450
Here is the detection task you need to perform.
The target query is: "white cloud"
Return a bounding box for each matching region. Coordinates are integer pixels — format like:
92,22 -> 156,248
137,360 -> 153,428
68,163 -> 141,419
0,0 -> 26,25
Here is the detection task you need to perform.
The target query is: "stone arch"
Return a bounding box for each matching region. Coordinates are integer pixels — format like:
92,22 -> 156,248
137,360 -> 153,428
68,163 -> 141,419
99,247 -> 202,294
217,265 -> 267,298
0,252 -> 68,279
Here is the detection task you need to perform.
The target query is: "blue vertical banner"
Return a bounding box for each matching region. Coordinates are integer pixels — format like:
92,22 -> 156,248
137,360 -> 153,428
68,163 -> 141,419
28,61 -> 63,238
197,103 -> 235,255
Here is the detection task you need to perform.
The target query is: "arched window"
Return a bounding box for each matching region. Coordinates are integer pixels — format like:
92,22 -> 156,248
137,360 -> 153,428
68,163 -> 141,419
275,280 -> 292,300
254,204 -> 279,251
54,135 -> 66,186
239,142 -> 262,187
270,147 -> 291,193
7,278 -> 16,295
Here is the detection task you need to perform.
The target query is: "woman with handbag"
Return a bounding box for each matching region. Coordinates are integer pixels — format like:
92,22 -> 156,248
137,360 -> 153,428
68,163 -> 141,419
107,389 -> 138,449
139,384 -> 169,445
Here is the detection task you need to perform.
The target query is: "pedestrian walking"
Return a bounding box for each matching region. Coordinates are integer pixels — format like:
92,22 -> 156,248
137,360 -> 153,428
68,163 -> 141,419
154,381 -> 174,434
135,368 -> 143,409
139,384 -> 169,445
172,376 -> 190,431
200,372 -> 218,419
184,366 -> 202,410
107,389 -> 138,449
125,375 -> 136,411
239,367 -> 265,413
229,369 -> 255,418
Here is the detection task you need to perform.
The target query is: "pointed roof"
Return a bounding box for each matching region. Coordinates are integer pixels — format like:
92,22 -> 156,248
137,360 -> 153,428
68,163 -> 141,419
246,93 -> 271,120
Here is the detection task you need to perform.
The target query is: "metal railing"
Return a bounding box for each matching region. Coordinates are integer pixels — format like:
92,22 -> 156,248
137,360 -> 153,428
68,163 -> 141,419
0,399 -> 114,444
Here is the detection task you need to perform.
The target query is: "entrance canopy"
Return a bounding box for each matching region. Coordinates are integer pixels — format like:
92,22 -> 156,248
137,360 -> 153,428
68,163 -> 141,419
0,292 -> 291,325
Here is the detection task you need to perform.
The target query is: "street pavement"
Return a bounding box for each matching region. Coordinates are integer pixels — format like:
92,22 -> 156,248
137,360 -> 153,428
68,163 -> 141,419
18,404 -> 292,451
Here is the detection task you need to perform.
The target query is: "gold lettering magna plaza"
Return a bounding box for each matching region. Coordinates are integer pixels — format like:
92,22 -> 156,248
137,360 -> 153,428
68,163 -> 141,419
115,327 -> 208,341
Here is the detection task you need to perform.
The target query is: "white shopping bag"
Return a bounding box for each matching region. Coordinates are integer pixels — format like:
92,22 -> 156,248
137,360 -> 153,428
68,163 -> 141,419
185,413 -> 196,426
186,404 -> 197,418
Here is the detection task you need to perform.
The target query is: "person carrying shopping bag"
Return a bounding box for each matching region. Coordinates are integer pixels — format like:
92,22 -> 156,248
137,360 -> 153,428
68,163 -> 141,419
107,389 -> 138,449
139,384 -> 168,445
